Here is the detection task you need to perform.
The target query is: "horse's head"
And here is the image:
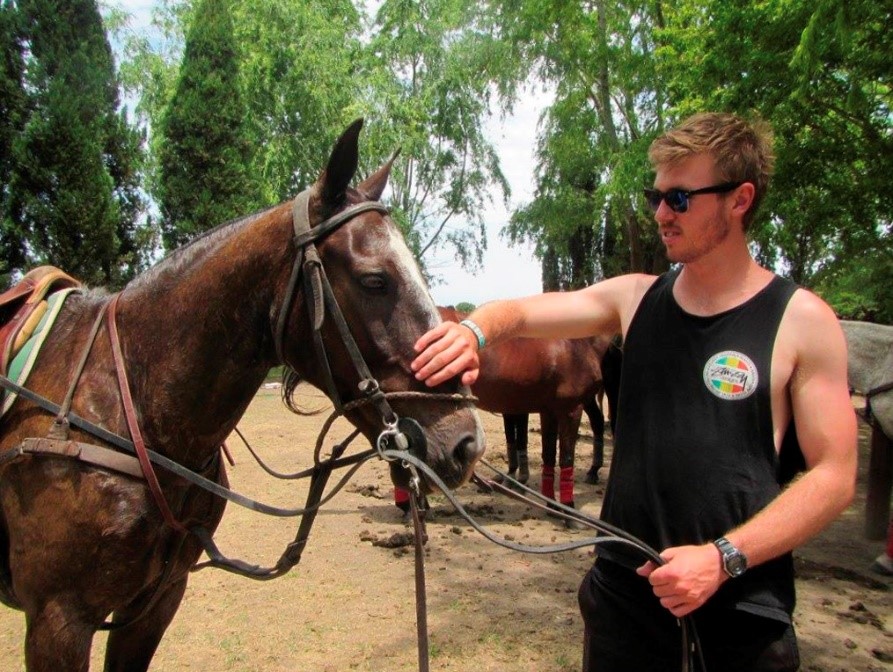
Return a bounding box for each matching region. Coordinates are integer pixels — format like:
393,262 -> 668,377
279,120 -> 484,492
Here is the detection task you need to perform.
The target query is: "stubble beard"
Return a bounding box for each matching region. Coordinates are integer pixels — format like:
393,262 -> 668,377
663,210 -> 731,264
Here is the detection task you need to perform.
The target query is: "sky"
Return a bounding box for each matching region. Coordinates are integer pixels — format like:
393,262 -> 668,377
111,0 -> 546,308
425,107 -> 548,307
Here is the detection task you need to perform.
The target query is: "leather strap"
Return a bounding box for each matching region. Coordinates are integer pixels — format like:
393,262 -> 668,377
0,437 -> 144,478
410,484 -> 430,672
107,294 -> 189,534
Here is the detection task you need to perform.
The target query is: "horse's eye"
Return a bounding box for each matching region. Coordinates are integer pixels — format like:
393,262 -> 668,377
359,273 -> 388,292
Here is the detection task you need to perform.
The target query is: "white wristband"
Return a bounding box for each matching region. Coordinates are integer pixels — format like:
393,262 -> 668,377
458,319 -> 486,350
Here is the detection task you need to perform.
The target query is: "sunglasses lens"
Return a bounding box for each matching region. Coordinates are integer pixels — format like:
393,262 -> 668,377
644,189 -> 662,212
665,190 -> 689,213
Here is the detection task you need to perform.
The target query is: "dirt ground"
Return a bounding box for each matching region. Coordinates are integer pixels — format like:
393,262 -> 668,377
0,385 -> 890,671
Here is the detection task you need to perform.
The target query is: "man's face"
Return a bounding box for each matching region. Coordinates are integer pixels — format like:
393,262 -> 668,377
651,154 -> 734,264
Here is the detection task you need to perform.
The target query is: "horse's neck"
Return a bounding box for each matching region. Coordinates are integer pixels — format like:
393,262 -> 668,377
119,206 -> 297,452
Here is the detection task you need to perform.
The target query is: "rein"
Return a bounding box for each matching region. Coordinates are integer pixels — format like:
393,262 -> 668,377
381,449 -> 706,672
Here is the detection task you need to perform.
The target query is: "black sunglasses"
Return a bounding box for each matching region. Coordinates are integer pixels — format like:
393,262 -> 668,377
643,181 -> 743,214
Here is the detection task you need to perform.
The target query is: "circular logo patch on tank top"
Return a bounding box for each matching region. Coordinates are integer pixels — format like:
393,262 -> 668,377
703,351 -> 758,400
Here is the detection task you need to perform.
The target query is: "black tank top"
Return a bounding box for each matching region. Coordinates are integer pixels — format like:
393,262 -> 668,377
598,268 -> 802,621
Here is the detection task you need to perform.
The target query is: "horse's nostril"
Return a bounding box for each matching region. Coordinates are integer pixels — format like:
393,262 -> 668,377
453,434 -> 481,465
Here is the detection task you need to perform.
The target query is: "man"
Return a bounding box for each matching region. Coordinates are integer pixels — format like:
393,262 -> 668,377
411,113 -> 857,671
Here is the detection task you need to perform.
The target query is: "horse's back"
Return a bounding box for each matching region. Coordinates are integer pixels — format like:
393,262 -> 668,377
473,336 -> 606,415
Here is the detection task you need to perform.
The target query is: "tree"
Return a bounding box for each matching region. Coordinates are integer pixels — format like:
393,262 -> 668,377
6,0 -> 147,287
121,0 -> 513,281
231,0 -> 363,202
362,0 -> 511,277
0,1 -> 30,285
455,301 -> 475,313
493,0 -> 891,321
493,0 -> 671,289
656,0 -> 892,321
156,0 -> 260,249
119,0 -> 363,211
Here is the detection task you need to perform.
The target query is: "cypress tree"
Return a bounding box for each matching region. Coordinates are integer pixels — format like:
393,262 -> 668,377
0,1 -> 30,286
8,0 -> 146,288
157,0 -> 258,250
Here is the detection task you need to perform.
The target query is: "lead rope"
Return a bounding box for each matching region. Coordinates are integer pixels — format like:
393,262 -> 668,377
384,450 -> 706,672
408,468 -> 430,672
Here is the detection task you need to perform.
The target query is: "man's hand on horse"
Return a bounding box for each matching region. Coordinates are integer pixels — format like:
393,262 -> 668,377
412,322 -> 481,387
635,544 -> 724,618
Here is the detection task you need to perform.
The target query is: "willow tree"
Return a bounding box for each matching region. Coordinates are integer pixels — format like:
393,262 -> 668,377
494,0 -> 672,287
360,0 -> 511,275
120,0 -> 512,281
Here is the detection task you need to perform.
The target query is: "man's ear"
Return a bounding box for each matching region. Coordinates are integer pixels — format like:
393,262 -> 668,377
731,182 -> 756,216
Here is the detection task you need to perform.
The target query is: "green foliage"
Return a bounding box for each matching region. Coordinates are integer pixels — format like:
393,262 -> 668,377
120,0 -> 511,279
497,0 -> 670,284
231,0 -> 363,201
493,0 -> 890,314
0,1 -> 30,285
813,240 -> 893,323
349,0 -> 512,277
656,0 -> 891,315
455,301 -> 475,313
5,0 -> 887,315
156,0 -> 260,249
5,0 -> 147,287
119,0 -> 364,207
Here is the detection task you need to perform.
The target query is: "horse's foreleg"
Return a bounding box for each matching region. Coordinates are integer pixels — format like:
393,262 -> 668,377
558,407 -> 582,505
540,412 -> 558,501
102,576 -> 189,672
24,603 -> 94,672
496,415 -> 521,483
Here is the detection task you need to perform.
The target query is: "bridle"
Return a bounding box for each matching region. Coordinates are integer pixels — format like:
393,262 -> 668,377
274,188 -> 445,462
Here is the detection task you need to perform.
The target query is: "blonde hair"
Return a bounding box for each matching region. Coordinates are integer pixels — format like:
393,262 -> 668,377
648,113 -> 775,231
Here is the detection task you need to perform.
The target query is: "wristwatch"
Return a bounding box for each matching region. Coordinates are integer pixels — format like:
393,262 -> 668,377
713,537 -> 748,578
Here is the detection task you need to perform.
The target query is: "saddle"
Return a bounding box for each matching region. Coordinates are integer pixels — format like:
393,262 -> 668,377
0,266 -> 81,377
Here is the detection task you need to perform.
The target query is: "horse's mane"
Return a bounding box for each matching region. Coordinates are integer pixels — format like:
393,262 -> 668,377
128,206 -> 277,291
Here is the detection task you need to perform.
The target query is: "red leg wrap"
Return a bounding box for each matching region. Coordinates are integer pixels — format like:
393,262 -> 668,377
541,465 -> 555,500
559,466 -> 575,505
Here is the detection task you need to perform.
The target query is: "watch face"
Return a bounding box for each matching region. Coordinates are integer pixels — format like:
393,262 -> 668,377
726,553 -> 747,577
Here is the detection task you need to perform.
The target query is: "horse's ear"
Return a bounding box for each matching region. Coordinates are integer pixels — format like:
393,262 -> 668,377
357,148 -> 401,201
318,119 -> 364,207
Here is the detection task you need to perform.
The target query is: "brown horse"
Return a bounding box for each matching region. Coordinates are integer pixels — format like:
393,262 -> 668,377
438,306 -> 612,517
0,120 -> 483,671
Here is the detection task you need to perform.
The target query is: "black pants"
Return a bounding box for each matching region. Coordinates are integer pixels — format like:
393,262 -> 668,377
578,559 -> 800,672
